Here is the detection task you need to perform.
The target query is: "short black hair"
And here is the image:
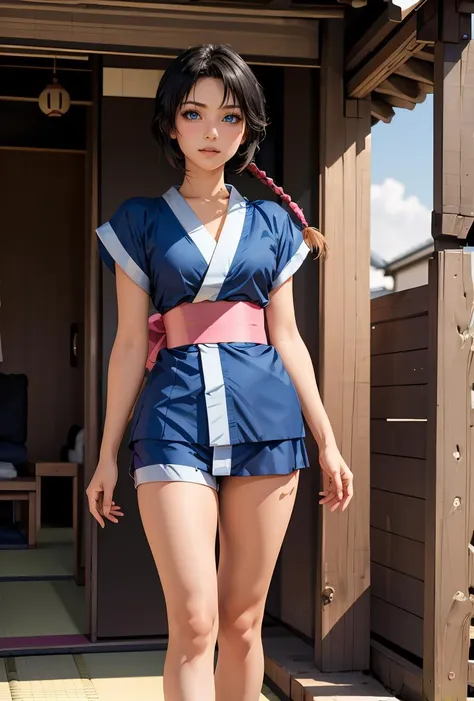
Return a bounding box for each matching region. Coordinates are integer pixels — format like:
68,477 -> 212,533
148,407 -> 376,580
151,44 -> 268,173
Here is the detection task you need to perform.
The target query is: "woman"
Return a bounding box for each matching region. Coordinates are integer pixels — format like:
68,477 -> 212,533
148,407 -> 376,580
86,44 -> 353,701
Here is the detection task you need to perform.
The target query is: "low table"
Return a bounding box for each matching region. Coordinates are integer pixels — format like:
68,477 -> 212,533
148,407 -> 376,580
0,477 -> 36,546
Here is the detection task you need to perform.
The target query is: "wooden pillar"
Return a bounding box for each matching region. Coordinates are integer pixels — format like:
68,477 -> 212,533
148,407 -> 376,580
423,3 -> 474,700
315,19 -> 371,672
431,3 -> 473,243
84,54 -> 101,641
423,250 -> 474,701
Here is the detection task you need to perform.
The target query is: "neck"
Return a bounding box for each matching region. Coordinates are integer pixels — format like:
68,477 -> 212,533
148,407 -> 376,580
179,163 -> 228,200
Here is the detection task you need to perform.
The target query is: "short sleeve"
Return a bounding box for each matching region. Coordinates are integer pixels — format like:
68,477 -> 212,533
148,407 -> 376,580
271,210 -> 310,290
96,198 -> 151,294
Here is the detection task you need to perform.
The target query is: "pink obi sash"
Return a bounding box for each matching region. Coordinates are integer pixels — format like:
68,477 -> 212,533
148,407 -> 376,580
146,301 -> 267,371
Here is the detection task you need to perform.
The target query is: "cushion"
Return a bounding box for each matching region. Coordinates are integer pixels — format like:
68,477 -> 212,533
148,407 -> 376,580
0,441 -> 28,465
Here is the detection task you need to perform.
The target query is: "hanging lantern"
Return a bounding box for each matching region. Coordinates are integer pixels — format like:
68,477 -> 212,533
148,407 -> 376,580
38,60 -> 71,117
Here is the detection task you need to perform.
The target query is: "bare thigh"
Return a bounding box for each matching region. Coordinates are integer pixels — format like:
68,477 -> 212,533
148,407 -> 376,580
217,472 -> 300,620
137,481 -> 219,621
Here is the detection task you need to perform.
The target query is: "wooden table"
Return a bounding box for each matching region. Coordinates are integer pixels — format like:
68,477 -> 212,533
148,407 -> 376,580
0,477 -> 37,546
33,462 -> 80,582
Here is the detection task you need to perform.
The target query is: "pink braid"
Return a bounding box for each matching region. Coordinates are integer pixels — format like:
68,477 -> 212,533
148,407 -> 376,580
247,162 -> 308,227
246,162 -> 327,258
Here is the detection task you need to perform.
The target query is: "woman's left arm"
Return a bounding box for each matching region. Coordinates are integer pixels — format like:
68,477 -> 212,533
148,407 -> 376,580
266,278 -> 354,511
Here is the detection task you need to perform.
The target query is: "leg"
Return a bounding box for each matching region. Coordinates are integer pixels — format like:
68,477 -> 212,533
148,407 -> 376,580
138,481 -> 219,701
72,472 -> 79,582
36,475 -> 41,532
215,472 -> 300,701
28,492 -> 36,546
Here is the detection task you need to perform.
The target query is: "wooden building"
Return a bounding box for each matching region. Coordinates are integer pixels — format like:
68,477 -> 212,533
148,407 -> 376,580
0,0 -> 473,699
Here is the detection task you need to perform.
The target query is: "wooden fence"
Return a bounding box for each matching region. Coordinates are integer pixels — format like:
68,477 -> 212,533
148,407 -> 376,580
370,284 -> 428,700
370,251 -> 474,701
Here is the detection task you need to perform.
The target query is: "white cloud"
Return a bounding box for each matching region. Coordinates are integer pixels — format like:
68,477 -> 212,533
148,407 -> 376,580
371,178 -> 431,262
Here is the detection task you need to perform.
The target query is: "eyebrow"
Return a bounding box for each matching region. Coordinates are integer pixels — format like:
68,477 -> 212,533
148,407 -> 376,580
182,100 -> 241,110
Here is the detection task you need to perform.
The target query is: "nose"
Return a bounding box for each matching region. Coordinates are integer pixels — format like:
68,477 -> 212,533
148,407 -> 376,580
204,125 -> 219,140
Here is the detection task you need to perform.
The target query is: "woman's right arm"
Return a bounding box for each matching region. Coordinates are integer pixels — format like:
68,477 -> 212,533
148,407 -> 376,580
86,264 -> 149,527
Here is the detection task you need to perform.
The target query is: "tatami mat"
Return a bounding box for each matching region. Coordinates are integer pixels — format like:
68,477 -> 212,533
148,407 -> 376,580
0,528 -> 74,579
0,580 -> 84,637
0,660 -> 11,701
0,652 -> 281,700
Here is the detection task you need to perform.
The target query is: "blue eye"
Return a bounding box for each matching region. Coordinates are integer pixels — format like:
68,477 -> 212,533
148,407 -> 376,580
183,110 -> 200,120
223,114 -> 241,124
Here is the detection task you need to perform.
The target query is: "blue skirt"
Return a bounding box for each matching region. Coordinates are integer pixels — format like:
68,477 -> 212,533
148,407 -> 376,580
131,438 -> 309,491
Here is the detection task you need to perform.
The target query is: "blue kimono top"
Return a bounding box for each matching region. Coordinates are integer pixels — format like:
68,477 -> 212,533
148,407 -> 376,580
96,185 -> 311,474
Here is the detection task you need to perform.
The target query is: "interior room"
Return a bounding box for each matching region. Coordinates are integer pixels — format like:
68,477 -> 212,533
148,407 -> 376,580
0,53 -> 90,648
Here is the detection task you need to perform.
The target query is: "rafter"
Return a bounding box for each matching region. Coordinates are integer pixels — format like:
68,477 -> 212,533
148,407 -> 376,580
375,74 -> 423,100
397,57 -> 434,85
371,98 -> 395,123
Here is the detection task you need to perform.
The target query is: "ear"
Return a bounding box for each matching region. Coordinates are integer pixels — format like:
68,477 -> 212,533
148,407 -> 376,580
170,130 -> 177,140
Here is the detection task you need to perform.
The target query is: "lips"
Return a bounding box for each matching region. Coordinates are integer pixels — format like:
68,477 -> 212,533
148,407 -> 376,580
199,148 -> 220,153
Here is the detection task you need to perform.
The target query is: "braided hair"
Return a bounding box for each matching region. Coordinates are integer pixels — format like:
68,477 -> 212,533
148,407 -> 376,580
247,163 -> 327,259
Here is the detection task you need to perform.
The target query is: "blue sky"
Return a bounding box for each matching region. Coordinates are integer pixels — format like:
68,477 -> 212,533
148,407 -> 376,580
372,95 -> 433,210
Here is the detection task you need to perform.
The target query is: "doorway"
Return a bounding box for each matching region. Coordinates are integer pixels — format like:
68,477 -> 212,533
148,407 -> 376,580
0,54 -> 90,649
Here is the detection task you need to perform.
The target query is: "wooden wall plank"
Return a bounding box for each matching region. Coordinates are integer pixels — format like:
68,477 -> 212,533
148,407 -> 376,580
372,562 -> 425,618
371,315 -> 429,355
371,640 -> 423,701
372,597 -> 423,659
371,285 -> 429,324
315,19 -> 371,672
371,420 -> 427,459
371,349 -> 428,387
423,251 -> 474,701
371,528 -> 425,581
371,454 -> 426,499
371,489 -> 425,543
371,385 -> 428,419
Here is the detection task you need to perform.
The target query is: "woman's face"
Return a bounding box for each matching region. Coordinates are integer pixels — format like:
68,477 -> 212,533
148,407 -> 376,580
172,77 -> 246,173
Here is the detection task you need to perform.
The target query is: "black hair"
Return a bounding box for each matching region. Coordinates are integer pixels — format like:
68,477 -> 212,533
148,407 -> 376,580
151,44 -> 267,173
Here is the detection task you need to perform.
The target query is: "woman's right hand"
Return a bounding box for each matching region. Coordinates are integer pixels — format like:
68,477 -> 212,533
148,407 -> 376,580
86,459 -> 124,528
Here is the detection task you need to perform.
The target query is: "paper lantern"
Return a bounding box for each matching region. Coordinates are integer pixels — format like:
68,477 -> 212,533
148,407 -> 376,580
38,77 -> 71,117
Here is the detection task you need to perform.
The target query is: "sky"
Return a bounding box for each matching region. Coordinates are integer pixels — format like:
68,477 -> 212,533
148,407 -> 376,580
370,11 -> 473,289
371,95 -> 433,265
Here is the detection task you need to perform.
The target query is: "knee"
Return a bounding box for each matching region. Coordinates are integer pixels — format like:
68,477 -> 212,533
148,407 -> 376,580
218,603 -> 262,651
169,602 -> 217,657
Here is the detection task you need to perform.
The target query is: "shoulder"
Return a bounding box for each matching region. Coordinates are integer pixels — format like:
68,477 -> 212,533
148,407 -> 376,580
113,196 -> 158,218
248,199 -> 302,238
248,199 -> 292,226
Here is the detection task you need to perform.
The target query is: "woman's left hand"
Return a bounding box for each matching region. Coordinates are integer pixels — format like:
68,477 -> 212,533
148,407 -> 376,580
318,444 -> 353,512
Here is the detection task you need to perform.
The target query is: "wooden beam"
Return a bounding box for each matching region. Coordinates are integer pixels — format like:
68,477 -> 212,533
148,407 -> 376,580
382,93 -> 423,109
432,38 -> 474,239
376,74 -> 423,100
316,19 -> 370,673
423,251 -> 474,701
347,14 -> 417,98
345,2 -> 403,72
416,45 -> 435,62
397,57 -> 434,85
371,98 -> 395,123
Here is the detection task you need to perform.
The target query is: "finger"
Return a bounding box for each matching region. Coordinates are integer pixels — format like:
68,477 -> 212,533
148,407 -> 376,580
322,495 -> 340,509
332,470 -> 344,501
87,490 -> 105,526
102,490 -> 113,518
319,493 -> 336,505
88,501 -> 105,528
